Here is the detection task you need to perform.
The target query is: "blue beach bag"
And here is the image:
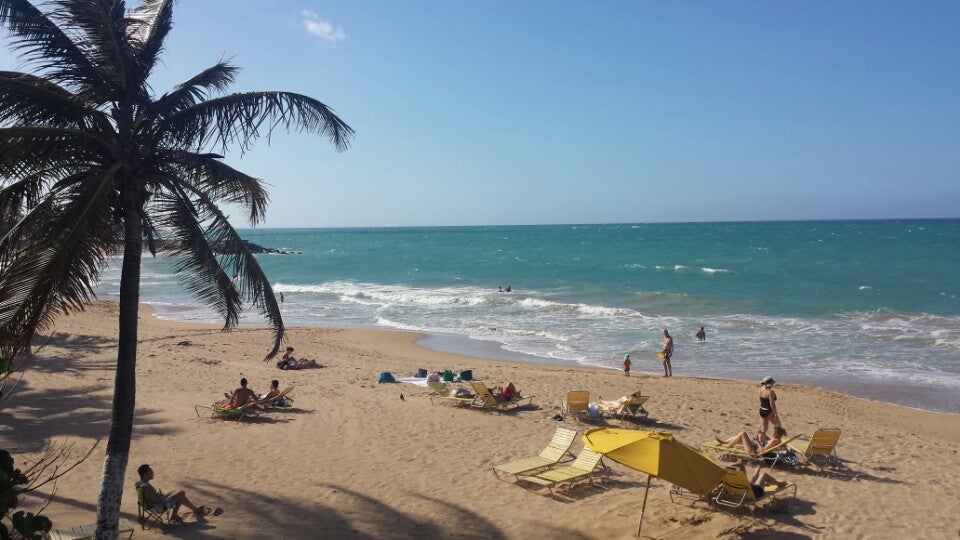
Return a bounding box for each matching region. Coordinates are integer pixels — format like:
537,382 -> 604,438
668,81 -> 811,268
377,372 -> 396,383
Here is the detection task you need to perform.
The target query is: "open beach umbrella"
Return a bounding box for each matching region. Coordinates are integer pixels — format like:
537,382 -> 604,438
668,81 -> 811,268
582,428 -> 726,536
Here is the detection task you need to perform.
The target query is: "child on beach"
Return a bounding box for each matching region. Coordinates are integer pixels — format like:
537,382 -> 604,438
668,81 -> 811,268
622,354 -> 631,377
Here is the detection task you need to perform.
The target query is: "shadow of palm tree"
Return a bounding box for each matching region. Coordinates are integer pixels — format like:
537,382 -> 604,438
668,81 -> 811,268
1,380 -> 176,451
174,479 -> 591,539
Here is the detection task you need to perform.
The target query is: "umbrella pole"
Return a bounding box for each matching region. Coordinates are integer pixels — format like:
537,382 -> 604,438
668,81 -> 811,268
636,475 -> 652,537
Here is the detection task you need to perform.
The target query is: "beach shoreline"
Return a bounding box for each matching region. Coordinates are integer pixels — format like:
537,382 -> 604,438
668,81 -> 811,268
5,301 -> 959,539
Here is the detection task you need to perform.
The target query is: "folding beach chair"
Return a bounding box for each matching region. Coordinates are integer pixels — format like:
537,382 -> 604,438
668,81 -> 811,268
711,467 -> 797,509
136,482 -> 170,531
560,391 -> 590,422
470,381 -> 534,411
493,427 -> 577,480
788,428 -> 842,467
700,435 -> 799,469
194,400 -> 259,420
517,447 -> 605,494
427,381 -> 474,407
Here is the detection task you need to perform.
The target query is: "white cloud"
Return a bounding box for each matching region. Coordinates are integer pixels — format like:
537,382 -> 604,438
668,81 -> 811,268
302,11 -> 345,42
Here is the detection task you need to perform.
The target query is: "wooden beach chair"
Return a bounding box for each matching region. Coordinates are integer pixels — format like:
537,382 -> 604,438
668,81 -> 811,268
560,391 -> 590,422
517,447 -> 605,494
787,428 -> 842,467
427,381 -> 474,407
711,467 -> 797,509
493,427 -> 577,481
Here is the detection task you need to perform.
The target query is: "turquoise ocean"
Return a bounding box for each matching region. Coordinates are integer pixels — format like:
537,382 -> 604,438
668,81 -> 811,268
94,220 -> 960,412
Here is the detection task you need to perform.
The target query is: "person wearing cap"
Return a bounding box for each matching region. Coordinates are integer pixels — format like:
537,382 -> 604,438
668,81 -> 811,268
622,354 -> 631,377
758,376 -> 780,437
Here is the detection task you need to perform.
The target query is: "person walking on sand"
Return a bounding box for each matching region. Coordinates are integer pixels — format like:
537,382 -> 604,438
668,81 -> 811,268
661,329 -> 674,377
695,326 -> 706,341
622,354 -> 631,377
758,376 -> 780,437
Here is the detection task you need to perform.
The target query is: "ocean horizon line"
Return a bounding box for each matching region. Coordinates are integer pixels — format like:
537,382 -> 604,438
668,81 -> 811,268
236,216 -> 960,231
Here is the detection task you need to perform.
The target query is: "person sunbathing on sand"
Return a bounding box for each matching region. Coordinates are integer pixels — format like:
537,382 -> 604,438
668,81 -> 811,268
715,425 -> 786,456
277,347 -> 319,370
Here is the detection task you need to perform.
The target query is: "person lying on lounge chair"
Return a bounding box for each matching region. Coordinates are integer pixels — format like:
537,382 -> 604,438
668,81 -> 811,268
136,464 -> 210,523
276,347 -> 319,370
598,390 -> 643,414
220,378 -> 258,408
732,463 -> 789,499
715,425 -> 787,456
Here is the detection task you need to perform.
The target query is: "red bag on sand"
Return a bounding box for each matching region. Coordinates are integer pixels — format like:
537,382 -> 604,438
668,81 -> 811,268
502,383 -> 516,401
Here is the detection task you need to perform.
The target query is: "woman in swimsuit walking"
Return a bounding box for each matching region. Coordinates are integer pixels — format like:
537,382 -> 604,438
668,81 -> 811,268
758,376 -> 780,437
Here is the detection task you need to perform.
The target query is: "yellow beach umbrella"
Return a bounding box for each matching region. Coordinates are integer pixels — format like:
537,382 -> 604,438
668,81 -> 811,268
582,427 -> 726,537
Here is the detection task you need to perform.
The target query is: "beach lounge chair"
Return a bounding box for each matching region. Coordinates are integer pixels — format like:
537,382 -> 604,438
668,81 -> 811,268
787,428 -> 842,467
711,467 -> 797,509
427,381 -> 474,407
469,381 -> 534,411
493,427 -> 578,480
560,391 -> 590,421
617,395 -> 650,421
700,435 -> 799,468
259,386 -> 294,408
194,400 -> 259,420
136,482 -> 170,531
518,447 -> 605,494
47,518 -> 135,540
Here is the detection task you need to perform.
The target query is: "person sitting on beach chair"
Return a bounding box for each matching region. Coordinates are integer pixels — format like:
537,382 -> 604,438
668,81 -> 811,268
491,382 -> 522,403
276,346 -> 319,370
715,425 -> 787,456
136,464 -> 210,523
221,378 -> 258,408
258,380 -> 280,402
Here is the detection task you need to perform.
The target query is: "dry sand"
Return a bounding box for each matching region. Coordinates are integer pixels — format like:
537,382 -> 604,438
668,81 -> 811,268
3,302 -> 959,539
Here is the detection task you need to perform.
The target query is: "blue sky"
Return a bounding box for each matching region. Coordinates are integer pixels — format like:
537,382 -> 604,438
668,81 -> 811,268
3,1 -> 959,227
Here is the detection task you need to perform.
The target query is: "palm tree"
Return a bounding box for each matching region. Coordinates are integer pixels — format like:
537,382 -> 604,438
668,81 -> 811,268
0,1 -> 353,537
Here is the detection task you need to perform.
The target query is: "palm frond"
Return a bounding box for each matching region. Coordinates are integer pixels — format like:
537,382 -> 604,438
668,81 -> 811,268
163,149 -> 268,224
0,126 -> 108,178
0,71 -> 89,127
59,0 -> 138,94
0,167 -> 118,354
0,0 -> 105,94
153,184 -> 284,359
154,62 -> 239,116
129,0 -> 173,80
157,91 -> 354,154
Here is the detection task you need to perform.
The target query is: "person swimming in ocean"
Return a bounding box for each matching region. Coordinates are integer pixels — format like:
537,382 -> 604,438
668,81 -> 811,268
695,326 -> 705,341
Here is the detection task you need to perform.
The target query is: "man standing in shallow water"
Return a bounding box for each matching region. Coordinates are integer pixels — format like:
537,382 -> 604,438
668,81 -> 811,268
661,329 -> 674,377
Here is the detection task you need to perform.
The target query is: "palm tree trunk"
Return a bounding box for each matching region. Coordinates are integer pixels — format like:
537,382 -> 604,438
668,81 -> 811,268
94,207 -> 142,540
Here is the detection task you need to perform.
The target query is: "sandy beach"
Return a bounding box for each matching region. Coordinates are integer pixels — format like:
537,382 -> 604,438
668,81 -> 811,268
3,301 -> 959,539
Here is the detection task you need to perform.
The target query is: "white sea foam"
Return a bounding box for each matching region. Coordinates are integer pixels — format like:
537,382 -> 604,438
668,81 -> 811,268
701,267 -> 730,274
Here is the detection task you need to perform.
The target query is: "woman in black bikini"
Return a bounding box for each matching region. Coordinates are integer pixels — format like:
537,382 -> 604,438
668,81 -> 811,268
758,376 -> 780,437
